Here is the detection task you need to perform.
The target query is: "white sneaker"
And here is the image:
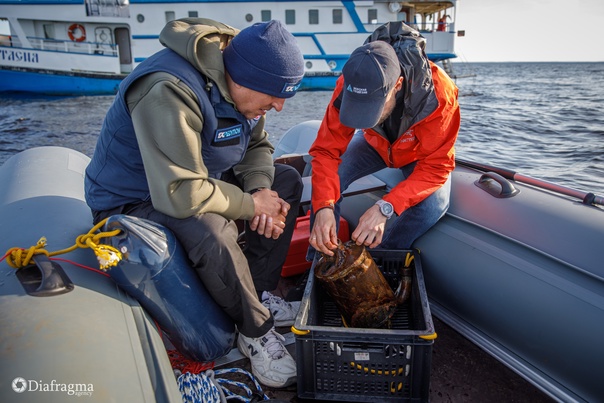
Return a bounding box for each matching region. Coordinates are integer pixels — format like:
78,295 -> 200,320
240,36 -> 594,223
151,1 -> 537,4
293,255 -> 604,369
261,292 -> 301,327
237,327 -> 297,388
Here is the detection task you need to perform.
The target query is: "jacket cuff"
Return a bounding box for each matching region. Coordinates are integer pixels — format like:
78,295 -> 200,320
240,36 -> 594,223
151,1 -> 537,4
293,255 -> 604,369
314,201 -> 335,212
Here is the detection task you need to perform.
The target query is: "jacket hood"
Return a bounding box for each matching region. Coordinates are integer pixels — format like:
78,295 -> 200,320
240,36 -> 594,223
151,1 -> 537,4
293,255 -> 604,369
159,18 -> 239,99
365,22 -> 437,133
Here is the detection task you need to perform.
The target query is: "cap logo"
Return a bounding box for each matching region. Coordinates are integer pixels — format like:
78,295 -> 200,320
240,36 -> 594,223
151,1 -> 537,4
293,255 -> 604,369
346,84 -> 368,95
282,81 -> 302,94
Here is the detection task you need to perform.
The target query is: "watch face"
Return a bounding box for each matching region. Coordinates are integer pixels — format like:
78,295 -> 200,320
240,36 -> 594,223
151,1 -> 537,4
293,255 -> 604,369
378,201 -> 393,217
381,203 -> 393,215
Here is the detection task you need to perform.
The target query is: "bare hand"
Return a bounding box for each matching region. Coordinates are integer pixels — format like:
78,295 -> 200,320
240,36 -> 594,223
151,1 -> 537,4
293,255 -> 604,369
250,189 -> 290,239
251,188 -> 282,217
351,205 -> 387,248
249,213 -> 286,239
309,208 -> 339,256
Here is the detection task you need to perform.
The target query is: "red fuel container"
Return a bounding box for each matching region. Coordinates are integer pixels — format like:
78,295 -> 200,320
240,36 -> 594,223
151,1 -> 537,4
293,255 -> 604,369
282,213 -> 350,277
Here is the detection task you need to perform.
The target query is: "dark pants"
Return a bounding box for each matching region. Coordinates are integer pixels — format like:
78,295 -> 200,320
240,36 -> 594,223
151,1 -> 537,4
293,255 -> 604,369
93,163 -> 303,338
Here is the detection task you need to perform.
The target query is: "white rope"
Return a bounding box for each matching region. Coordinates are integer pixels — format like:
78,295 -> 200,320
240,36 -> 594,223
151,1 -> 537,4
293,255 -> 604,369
178,368 -> 268,403
178,371 -> 225,403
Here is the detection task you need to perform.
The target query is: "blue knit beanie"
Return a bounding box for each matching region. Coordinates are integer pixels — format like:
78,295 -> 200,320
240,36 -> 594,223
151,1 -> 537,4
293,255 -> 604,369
223,20 -> 304,98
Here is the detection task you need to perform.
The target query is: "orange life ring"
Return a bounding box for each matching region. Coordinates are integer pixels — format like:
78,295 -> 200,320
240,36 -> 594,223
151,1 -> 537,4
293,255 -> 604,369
68,24 -> 86,42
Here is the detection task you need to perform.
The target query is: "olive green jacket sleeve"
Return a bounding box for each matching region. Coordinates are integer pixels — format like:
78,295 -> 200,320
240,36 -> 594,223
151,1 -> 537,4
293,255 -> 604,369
231,115 -> 275,193
127,72 -> 267,220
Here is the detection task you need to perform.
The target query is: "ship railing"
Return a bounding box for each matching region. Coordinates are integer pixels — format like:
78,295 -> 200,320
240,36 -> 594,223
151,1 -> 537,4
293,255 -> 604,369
412,21 -> 456,33
4,36 -> 119,57
85,0 -> 130,18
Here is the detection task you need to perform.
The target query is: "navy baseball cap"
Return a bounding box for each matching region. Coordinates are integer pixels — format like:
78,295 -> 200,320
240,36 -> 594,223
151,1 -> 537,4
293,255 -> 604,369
340,41 -> 401,129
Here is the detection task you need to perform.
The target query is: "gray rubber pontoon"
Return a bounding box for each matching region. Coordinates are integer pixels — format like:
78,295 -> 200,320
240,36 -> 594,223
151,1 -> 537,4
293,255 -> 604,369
414,160 -> 604,403
0,147 -> 182,402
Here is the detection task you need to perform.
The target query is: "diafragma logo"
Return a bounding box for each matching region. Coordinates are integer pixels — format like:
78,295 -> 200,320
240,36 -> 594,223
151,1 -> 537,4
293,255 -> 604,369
11,377 -> 94,397
11,377 -> 27,393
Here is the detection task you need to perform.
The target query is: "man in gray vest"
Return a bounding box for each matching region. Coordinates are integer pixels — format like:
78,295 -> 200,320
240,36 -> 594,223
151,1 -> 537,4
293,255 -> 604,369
85,18 -> 304,388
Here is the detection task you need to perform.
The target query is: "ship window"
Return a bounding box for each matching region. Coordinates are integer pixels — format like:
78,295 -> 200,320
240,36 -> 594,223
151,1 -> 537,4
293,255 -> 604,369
188,11 -> 198,18
368,9 -> 377,24
333,9 -> 343,24
245,14 -> 253,22
285,10 -> 296,25
261,10 -> 271,21
165,11 -> 176,23
136,14 -> 144,23
309,9 -> 319,25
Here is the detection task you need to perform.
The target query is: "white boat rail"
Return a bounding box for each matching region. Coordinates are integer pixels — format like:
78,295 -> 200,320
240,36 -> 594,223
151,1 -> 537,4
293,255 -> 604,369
3,36 -> 119,58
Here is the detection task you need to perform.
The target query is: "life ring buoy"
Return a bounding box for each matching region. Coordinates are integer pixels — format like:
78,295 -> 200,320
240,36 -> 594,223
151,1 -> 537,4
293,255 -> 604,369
67,24 -> 86,42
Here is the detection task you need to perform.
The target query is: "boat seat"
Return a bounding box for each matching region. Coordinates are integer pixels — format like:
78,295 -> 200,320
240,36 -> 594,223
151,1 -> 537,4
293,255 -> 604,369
301,168 -> 403,232
300,175 -> 387,206
338,168 -> 404,230
274,153 -> 390,207
274,151 -> 403,230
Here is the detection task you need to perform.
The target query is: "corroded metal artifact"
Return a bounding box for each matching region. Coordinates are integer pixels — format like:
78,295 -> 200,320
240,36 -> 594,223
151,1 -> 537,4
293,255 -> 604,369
314,240 -> 411,328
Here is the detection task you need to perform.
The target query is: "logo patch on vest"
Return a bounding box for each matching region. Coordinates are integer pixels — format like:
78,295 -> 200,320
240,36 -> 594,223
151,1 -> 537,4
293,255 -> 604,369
214,124 -> 243,142
281,81 -> 301,94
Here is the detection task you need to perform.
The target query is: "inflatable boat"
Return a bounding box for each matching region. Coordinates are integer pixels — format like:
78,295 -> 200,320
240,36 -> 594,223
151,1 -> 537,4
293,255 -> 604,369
273,121 -> 604,403
1,120 -> 603,402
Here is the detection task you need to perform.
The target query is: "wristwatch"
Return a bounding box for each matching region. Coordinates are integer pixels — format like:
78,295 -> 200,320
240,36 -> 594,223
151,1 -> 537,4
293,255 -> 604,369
375,199 -> 394,220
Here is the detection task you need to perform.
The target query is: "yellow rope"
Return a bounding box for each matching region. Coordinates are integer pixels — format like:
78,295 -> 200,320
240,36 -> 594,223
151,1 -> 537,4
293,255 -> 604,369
4,217 -> 123,271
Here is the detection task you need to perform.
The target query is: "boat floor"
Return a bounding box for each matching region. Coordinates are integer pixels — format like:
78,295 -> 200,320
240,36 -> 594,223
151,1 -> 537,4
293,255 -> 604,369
208,273 -> 554,403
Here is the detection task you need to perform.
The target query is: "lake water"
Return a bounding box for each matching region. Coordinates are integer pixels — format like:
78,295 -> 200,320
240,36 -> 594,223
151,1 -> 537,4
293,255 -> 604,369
1,62 -> 603,196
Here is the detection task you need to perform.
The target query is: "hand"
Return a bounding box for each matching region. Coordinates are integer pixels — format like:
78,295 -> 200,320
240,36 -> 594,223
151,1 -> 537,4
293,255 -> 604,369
250,212 -> 286,239
250,189 -> 290,239
350,204 -> 387,248
309,208 -> 339,256
251,188 -> 283,217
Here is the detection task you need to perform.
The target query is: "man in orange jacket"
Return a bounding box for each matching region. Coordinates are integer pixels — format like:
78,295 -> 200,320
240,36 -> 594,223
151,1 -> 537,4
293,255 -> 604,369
308,22 -> 460,256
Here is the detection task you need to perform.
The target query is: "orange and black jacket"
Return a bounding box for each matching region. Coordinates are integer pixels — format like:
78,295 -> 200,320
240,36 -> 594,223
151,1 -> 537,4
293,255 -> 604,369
309,21 -> 461,216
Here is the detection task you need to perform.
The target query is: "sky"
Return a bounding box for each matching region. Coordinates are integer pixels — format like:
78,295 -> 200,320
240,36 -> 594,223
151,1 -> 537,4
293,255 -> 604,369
453,0 -> 604,62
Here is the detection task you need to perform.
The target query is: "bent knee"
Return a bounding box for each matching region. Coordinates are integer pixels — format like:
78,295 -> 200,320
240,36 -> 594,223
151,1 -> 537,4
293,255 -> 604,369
274,163 -> 303,198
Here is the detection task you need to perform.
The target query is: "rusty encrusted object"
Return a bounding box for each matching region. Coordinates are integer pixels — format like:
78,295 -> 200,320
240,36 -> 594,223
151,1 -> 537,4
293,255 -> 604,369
314,240 -> 411,329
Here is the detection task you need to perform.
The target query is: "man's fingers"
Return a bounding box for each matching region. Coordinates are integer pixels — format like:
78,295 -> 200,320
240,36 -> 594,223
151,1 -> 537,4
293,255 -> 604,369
309,234 -> 337,256
249,215 -> 260,231
256,214 -> 267,235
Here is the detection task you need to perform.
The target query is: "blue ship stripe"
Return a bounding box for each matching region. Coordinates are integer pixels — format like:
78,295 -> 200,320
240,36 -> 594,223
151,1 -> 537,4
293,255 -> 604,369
342,0 -> 366,33
129,0 -> 318,3
0,0 -> 82,4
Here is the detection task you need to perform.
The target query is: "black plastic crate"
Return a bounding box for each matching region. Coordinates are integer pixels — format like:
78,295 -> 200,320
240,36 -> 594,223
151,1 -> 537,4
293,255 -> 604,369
293,249 -> 435,402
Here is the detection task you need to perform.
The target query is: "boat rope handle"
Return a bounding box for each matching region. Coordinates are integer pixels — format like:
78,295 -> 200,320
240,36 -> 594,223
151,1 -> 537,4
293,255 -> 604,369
3,217 -> 123,271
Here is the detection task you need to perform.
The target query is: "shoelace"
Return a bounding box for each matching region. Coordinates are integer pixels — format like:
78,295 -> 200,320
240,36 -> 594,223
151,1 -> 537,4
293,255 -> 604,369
263,329 -> 287,360
263,293 -> 293,312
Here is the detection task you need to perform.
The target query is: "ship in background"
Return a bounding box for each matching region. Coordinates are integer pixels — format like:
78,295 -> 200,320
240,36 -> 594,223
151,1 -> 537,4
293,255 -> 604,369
0,0 -> 459,95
